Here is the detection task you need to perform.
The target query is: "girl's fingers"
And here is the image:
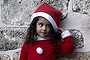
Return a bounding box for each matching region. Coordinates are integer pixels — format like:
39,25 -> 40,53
58,28 -> 64,32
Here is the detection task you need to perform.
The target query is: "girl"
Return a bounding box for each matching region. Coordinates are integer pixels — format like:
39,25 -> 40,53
20,3 -> 74,60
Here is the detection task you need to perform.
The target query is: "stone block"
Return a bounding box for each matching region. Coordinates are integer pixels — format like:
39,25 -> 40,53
72,0 -> 90,16
0,54 -> 10,60
0,27 -> 27,51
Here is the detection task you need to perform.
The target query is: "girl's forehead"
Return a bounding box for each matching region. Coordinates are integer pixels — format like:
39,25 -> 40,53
38,17 -> 50,24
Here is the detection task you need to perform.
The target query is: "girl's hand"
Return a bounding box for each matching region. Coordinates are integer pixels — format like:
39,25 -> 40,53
57,28 -> 64,32
56,28 -> 63,34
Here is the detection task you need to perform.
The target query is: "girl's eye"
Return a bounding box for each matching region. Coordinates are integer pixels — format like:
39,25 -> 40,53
46,24 -> 51,29
46,25 -> 50,28
38,23 -> 43,27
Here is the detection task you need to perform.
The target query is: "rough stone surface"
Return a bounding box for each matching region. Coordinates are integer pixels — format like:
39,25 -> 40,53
0,27 -> 27,51
59,52 -> 90,60
0,48 -> 21,60
1,0 -> 68,27
72,0 -> 90,16
0,49 -> 90,60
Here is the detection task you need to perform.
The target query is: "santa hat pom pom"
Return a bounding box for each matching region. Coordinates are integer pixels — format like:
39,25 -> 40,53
36,47 -> 43,54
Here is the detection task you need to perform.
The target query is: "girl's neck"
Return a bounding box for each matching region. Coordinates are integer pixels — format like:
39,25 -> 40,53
37,35 -> 50,40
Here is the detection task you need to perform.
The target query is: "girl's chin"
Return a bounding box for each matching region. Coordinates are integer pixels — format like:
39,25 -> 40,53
39,34 -> 49,38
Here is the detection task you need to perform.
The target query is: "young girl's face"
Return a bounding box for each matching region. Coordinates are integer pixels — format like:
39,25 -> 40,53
36,17 -> 51,38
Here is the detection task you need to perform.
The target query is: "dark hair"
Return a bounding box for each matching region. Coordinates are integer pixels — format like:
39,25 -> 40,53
25,16 -> 61,45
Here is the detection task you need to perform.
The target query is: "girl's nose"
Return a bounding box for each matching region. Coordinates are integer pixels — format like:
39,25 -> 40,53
42,26 -> 46,30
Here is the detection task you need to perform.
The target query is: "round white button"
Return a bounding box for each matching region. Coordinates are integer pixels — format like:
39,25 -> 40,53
36,47 -> 43,54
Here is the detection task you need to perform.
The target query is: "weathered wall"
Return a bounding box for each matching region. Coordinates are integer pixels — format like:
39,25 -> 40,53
0,0 -> 90,60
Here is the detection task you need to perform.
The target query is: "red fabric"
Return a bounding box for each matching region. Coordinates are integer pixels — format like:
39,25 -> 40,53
59,36 -> 74,55
20,36 -> 74,60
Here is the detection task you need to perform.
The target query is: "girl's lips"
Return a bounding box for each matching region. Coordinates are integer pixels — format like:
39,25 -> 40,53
41,32 -> 47,34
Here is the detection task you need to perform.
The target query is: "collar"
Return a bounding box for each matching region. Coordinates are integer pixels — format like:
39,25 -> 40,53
37,35 -> 50,41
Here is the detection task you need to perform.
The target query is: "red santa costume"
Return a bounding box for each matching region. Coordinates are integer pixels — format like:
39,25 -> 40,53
20,3 -> 74,60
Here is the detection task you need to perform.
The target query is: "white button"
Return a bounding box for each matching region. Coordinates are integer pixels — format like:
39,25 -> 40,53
36,47 -> 43,54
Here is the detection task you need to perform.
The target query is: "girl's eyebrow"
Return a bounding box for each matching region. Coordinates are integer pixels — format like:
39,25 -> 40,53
38,22 -> 44,24
38,21 -> 50,25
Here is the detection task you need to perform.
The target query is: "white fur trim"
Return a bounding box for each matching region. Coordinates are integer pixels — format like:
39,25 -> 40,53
61,30 -> 71,39
36,47 -> 43,54
31,12 -> 58,31
37,35 -> 50,40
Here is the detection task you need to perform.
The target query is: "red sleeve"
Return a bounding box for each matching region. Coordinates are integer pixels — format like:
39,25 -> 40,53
19,42 -> 28,60
59,36 -> 74,55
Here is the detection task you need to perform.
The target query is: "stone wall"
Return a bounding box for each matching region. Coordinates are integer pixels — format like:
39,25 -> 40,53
72,0 -> 90,16
0,0 -> 90,60
0,48 -> 21,60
